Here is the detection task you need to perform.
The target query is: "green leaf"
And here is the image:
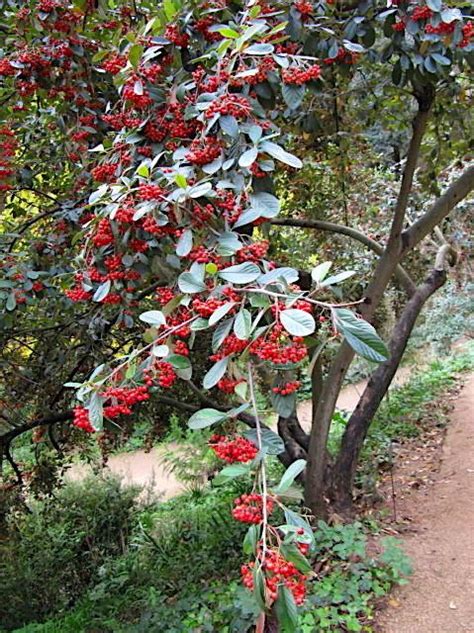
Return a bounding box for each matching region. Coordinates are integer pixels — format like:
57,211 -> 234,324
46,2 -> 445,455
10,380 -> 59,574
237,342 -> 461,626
260,141 -> 302,168
188,408 -> 228,430
252,567 -> 267,612
88,392 -> 103,431
209,301 -> 235,326
152,344 -> 169,357
249,191 -> 280,218
441,8 -> 461,22
178,272 -> 207,294
282,83 -> 305,110
212,318 -> 234,352
275,459 -> 306,494
280,309 -> 316,337
188,181 -> 213,199
163,0 -> 178,20
191,318 -> 209,331
426,0 -> 442,11
213,462 -> 251,485
219,262 -> 261,284
216,26 -> 240,38
283,507 -> 314,537
175,173 -> 187,188
167,354 -> 191,370
203,356 -> 229,389
234,308 -> 252,340
235,381 -> 248,400
244,428 -> 285,454
243,524 -> 259,555
275,585 -> 298,632
311,261 -> 332,283
333,308 -> 389,363
176,229 -> 193,257
258,267 -> 298,286
321,270 -> 355,286
6,293 -> 16,311
139,310 -> 166,326
206,262 -> 219,274
343,39 -> 365,53
431,53 -> 451,66
93,280 -> 111,302
128,44 -> 143,68
136,162 -> 149,177
217,232 -> 242,254
270,391 -> 296,419
239,147 -> 258,168
219,115 -> 239,138
280,543 -> 313,574
246,43 -> 274,55
232,207 -> 261,228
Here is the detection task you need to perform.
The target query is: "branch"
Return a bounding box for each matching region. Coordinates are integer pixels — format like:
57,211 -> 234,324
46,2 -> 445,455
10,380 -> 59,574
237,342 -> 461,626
1,410 -> 73,445
270,217 -> 416,296
401,165 -> 474,253
388,88 -> 435,244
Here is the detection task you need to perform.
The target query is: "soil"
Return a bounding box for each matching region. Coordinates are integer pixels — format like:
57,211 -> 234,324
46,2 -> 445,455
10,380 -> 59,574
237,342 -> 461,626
376,373 -> 474,633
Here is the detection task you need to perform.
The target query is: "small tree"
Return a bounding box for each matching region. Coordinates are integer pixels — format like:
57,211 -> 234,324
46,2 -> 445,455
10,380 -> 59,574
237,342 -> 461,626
1,0 -> 473,625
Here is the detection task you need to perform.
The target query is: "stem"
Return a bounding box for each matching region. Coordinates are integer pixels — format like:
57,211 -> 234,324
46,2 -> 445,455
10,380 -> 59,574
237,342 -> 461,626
247,362 -> 268,561
240,287 -> 366,309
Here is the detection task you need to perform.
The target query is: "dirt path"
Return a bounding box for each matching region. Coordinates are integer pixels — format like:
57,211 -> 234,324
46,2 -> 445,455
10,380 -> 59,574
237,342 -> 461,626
68,369 -> 412,498
377,374 -> 474,633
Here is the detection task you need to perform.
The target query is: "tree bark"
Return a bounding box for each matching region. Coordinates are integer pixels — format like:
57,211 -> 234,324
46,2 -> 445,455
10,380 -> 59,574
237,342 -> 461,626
330,263 -> 449,515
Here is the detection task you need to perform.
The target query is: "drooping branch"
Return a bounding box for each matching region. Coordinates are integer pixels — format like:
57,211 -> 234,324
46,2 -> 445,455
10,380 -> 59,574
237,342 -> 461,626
270,217 -> 416,296
401,164 -> 474,253
329,247 -> 452,515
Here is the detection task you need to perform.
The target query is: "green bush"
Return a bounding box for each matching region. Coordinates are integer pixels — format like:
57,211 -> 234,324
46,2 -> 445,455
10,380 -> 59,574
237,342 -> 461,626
0,475 -> 139,630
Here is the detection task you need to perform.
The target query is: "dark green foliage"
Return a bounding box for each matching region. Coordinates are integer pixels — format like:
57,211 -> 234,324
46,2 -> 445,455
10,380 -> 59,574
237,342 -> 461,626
0,476 -> 139,630
8,517 -> 410,633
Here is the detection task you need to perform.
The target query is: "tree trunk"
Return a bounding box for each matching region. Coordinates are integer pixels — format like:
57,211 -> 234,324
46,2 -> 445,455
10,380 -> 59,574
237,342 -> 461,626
304,91 -> 435,517
329,266 -> 448,515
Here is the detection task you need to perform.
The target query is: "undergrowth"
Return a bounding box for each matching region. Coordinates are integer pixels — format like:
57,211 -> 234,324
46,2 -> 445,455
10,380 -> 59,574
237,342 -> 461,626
3,346 -> 472,632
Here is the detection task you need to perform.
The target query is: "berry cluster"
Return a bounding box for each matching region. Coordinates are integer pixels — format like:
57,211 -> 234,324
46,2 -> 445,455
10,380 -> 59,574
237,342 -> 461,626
250,331 -> 307,365
232,493 -> 274,524
205,95 -> 252,119
282,64 -> 321,85
101,53 -> 127,75
73,406 -> 95,433
295,0 -> 313,15
186,137 -> 221,166
209,335 -> 248,361
411,5 -> 433,21
143,361 -> 177,388
241,548 -> 308,605
272,380 -> 301,396
138,183 -> 166,201
217,377 -> 242,394
236,241 -> 269,263
192,296 -> 226,318
209,435 -> 258,463
91,164 -> 117,182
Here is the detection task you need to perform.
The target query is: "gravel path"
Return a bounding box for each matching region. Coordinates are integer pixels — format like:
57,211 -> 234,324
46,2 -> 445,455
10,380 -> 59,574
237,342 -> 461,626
378,374 -> 474,633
